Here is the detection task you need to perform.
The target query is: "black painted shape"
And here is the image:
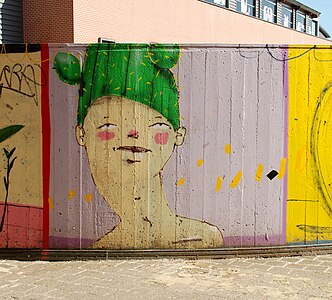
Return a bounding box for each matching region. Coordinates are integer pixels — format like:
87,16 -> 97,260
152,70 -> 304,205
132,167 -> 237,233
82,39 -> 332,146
266,170 -> 279,180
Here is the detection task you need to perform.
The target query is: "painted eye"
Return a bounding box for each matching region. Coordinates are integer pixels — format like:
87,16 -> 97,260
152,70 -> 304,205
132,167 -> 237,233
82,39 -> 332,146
98,123 -> 117,130
149,123 -> 171,130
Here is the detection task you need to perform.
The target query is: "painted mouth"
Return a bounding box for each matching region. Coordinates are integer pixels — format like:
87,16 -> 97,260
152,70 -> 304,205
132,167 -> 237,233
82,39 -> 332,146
126,159 -> 141,164
116,146 -> 152,153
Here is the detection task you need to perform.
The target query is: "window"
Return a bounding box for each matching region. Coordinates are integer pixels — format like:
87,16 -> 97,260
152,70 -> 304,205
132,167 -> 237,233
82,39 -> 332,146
296,11 -> 306,32
312,20 -> 318,36
236,0 -> 256,17
306,18 -> 318,36
207,0 -> 228,7
281,4 -> 293,28
262,0 -> 277,23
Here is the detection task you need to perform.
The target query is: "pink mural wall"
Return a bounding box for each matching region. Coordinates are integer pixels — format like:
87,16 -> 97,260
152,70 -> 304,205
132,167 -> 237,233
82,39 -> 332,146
73,0 -> 332,45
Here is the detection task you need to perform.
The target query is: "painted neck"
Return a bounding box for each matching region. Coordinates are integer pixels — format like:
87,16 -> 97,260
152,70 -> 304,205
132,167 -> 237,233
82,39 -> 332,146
103,172 -> 172,221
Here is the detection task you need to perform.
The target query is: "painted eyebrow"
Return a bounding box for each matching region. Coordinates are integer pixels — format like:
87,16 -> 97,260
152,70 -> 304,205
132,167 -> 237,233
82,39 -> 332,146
148,122 -> 171,128
154,116 -> 163,119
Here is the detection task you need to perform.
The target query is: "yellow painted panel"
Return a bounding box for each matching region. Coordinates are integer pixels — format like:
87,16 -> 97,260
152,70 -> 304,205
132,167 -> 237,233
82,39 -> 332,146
287,46 -> 332,243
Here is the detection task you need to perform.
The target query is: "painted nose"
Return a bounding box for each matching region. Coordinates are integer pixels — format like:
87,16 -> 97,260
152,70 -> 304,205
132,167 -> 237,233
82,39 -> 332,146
128,129 -> 139,139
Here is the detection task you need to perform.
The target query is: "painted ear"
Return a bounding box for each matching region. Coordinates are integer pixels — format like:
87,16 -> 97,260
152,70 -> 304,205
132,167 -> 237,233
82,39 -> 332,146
175,127 -> 186,146
54,53 -> 81,85
75,125 -> 86,146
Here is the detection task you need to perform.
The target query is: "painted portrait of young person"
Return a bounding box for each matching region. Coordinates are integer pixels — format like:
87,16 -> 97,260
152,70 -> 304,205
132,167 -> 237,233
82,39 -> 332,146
54,43 -> 223,249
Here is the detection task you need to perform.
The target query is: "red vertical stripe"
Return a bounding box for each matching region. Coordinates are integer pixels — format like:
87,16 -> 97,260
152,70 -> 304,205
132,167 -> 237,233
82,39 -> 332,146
41,44 -> 50,250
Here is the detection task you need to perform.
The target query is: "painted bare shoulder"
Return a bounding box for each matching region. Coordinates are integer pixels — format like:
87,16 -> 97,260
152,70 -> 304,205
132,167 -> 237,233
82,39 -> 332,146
174,216 -> 224,248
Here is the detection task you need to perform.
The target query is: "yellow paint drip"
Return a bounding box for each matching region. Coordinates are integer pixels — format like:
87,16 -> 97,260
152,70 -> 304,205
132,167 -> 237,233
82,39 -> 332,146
114,87 -> 120,90
255,164 -> 264,182
156,70 -> 160,78
177,178 -> 185,187
146,82 -> 151,85
230,171 -> 242,188
48,197 -> 54,209
215,176 -> 223,192
68,190 -> 76,200
141,62 -> 146,66
197,159 -> 204,167
225,144 -> 232,154
85,194 -> 92,203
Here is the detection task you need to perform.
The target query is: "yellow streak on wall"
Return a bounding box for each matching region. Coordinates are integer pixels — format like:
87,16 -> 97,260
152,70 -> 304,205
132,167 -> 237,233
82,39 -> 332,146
68,190 -> 76,200
230,171 -> 242,188
277,158 -> 287,179
215,176 -> 223,192
224,144 -> 232,154
197,159 -> 204,167
48,197 -> 54,209
177,178 -> 185,187
255,164 -> 264,182
85,194 -> 92,202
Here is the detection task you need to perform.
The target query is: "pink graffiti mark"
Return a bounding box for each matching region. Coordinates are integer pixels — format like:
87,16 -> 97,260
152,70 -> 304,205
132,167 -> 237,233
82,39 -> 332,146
154,132 -> 169,145
97,131 -> 115,141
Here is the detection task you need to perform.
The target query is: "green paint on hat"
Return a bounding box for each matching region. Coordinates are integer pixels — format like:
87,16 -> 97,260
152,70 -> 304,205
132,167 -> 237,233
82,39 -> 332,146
54,43 -> 180,130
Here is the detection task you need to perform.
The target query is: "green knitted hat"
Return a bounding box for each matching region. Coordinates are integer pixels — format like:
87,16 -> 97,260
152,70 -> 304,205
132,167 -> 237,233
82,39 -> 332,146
54,43 -> 180,130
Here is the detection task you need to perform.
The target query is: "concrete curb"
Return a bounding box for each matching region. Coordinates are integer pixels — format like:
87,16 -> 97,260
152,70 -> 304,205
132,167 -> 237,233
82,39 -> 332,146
1,243 -> 332,261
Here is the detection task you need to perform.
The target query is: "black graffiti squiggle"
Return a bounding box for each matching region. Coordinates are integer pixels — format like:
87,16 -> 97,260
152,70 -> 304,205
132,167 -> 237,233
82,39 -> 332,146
0,63 -> 47,106
0,148 -> 17,233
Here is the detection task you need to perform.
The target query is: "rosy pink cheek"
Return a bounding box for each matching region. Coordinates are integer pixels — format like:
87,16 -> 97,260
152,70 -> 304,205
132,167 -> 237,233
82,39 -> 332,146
97,131 -> 116,141
154,132 -> 169,145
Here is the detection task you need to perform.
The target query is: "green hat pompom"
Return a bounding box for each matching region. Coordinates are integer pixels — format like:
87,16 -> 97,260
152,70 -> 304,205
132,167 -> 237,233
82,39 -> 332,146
148,44 -> 180,69
54,53 -> 81,85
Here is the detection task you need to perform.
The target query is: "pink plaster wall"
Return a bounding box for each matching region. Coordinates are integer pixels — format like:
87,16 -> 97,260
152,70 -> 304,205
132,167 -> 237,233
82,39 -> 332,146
73,0 -> 332,45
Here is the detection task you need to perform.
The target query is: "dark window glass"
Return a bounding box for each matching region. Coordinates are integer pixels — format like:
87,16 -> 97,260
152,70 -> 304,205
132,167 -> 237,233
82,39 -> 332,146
312,20 -> 318,36
207,0 -> 228,7
296,11 -> 306,32
236,0 -> 256,17
262,0 -> 277,23
282,4 -> 293,28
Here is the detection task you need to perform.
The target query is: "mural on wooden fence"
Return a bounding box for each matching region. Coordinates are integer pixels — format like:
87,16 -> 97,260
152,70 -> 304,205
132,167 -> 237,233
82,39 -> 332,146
0,44 -> 331,249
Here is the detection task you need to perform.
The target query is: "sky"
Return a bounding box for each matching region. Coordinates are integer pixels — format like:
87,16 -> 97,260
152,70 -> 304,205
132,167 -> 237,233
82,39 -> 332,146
299,0 -> 332,37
